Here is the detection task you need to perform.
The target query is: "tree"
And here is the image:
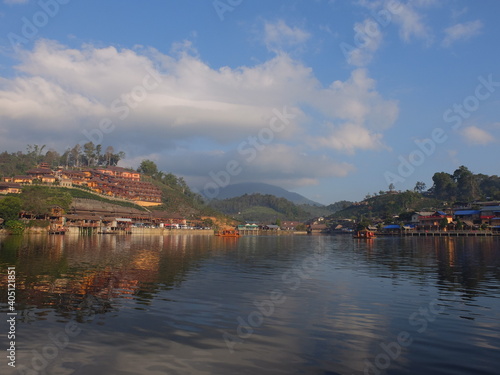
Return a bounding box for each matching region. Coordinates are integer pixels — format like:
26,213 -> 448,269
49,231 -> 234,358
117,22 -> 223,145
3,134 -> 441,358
60,148 -> 71,167
414,181 -> 426,194
138,160 -> 159,176
431,172 -> 457,200
104,146 -> 114,166
388,183 -> 395,192
26,144 -> 46,164
109,151 -> 125,166
0,196 -> 22,223
70,144 -> 82,167
439,217 -> 449,230
83,142 -> 96,166
453,166 -> 479,202
95,144 -> 102,165
5,220 -> 25,235
43,149 -> 61,168
162,173 -> 178,187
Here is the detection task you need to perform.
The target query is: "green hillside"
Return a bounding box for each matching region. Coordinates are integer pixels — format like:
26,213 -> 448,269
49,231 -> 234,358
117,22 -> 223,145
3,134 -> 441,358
331,191 -> 441,220
208,193 -> 312,222
0,146 -> 226,221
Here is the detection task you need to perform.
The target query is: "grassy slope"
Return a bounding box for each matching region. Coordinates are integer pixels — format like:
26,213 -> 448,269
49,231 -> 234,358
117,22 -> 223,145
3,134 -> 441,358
208,193 -> 314,222
49,187 -> 149,211
147,179 -> 224,219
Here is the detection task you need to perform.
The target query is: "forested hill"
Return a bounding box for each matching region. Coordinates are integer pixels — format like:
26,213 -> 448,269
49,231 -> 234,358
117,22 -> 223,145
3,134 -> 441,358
331,166 -> 500,220
208,193 -> 311,222
0,144 -> 223,220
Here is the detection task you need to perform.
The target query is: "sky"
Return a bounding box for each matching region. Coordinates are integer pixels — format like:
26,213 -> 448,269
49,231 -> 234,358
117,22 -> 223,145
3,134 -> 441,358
0,0 -> 499,205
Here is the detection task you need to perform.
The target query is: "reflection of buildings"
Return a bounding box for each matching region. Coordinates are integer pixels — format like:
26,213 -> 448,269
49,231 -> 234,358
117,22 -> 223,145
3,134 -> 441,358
0,234 -> 217,318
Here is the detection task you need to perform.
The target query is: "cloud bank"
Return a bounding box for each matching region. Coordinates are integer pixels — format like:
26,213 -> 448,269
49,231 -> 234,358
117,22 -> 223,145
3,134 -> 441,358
0,28 -> 398,188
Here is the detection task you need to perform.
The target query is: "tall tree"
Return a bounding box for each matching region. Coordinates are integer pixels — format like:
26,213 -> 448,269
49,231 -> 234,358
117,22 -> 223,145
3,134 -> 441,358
95,144 -> 102,165
26,144 -> 46,164
104,146 -> 114,166
453,166 -> 479,202
70,144 -> 82,167
431,172 -> 457,200
43,149 -> 61,167
479,175 -> 500,199
109,151 -> 125,166
83,142 -> 96,166
414,181 -> 426,193
138,160 -> 159,176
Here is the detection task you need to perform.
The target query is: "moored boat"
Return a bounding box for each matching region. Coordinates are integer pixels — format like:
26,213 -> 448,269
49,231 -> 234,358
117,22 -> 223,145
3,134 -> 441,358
353,229 -> 376,239
48,228 -> 67,235
215,229 -> 241,237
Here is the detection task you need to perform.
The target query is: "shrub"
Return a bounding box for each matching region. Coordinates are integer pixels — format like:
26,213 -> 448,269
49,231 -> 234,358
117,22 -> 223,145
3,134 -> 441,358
5,220 -> 25,235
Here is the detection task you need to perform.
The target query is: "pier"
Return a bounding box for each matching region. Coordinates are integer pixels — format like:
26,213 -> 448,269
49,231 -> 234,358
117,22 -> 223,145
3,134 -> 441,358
377,230 -> 499,237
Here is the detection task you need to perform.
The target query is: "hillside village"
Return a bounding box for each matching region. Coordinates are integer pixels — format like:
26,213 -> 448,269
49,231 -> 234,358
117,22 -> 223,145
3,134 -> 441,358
0,163 -> 163,206
0,155 -> 499,236
0,160 -> 224,233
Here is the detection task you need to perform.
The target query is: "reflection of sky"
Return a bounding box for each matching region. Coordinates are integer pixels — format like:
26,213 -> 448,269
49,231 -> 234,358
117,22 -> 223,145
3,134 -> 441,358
1,235 -> 500,374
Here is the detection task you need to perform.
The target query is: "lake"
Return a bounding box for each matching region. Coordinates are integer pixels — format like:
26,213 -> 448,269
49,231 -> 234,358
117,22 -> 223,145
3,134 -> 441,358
1,234 -> 499,375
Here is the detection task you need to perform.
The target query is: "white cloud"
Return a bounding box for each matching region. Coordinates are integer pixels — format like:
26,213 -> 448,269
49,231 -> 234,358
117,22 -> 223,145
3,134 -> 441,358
392,1 -> 433,43
357,0 -> 434,44
346,19 -> 383,66
461,126 -> 495,145
0,38 -> 398,187
313,123 -> 386,154
442,20 -> 483,47
264,20 -> 311,52
309,68 -> 399,132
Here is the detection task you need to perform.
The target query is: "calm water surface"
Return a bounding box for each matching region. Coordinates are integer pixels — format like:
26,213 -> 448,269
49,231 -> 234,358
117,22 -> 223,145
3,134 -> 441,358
0,234 -> 499,375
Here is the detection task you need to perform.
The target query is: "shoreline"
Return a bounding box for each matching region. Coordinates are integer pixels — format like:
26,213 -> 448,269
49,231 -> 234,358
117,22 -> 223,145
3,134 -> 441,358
0,228 -> 311,236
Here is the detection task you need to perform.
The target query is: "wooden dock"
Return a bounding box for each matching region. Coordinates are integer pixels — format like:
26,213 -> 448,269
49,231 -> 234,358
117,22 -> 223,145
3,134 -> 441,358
377,231 -> 499,237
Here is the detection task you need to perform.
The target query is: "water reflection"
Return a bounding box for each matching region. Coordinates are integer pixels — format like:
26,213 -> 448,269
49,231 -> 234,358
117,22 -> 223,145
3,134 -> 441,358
0,235 -> 499,375
1,236 -> 499,319
0,234 -> 223,322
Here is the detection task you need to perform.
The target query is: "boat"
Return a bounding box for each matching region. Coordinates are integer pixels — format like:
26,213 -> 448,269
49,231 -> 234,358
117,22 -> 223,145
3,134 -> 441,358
215,229 -> 241,238
48,228 -> 67,235
353,229 -> 376,239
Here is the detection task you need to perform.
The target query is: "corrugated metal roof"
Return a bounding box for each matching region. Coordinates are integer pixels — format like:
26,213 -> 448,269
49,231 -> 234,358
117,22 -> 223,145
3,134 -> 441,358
454,210 -> 480,215
384,224 -> 401,229
481,206 -> 500,211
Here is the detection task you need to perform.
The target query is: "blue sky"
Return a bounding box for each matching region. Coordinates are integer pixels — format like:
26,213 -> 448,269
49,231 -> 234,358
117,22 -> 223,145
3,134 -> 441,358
0,0 -> 499,204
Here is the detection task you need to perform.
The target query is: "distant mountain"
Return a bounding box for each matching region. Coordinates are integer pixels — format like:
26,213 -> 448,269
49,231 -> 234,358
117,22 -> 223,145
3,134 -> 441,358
215,183 -> 323,206
208,193 -> 312,222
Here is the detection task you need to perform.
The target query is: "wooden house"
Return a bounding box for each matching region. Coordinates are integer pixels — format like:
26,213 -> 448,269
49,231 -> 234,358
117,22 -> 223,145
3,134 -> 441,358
0,182 -> 22,194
